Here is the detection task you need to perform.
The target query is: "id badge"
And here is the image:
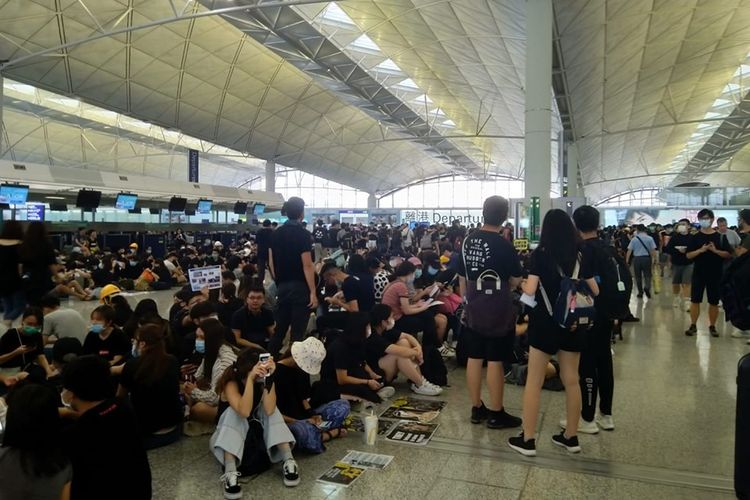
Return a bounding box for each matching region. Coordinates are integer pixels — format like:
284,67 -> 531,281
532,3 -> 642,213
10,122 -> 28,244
617,281 -> 626,292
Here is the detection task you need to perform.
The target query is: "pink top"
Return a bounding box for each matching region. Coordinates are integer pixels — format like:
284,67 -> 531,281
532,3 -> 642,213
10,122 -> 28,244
381,280 -> 410,321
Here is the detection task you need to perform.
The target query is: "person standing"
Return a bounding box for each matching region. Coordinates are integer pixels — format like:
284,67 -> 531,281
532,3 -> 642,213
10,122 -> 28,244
268,197 -> 317,358
738,209 -> 750,257
20,222 -> 59,307
685,209 -> 732,337
664,219 -> 694,309
312,220 -> 327,263
457,196 -> 523,430
625,224 -> 657,299
255,220 -> 273,280
0,221 -> 25,328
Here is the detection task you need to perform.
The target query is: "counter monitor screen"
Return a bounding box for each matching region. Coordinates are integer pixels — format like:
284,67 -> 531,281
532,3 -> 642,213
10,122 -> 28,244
0,184 -> 29,205
196,199 -> 212,214
115,193 -> 138,210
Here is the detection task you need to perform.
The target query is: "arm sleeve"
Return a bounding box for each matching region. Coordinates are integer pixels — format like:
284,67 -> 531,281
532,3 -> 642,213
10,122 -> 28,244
341,278 -> 357,302
626,239 -> 636,251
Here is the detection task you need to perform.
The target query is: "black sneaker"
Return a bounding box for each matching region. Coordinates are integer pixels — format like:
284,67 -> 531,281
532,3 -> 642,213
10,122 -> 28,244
487,408 -> 522,429
709,326 -> 719,338
470,402 -> 489,424
552,432 -> 581,453
282,458 -> 300,487
636,293 -> 643,299
220,471 -> 242,500
644,289 -> 651,299
623,314 -> 640,323
508,432 -> 536,457
685,324 -> 697,337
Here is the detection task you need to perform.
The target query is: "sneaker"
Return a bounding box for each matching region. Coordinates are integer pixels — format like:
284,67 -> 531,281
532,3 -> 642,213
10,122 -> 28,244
551,432 -> 581,453
558,417 -> 599,434
685,324 -> 697,337
470,402 -> 489,424
644,289 -> 651,299
596,414 -> 615,431
623,314 -> 640,322
377,386 -> 396,400
438,344 -> 455,358
220,471 -> 242,500
636,293 -> 643,299
487,408 -> 522,429
672,296 -> 682,308
282,458 -> 300,487
411,379 -> 442,396
731,330 -> 750,339
709,326 -> 719,338
508,432 -> 536,457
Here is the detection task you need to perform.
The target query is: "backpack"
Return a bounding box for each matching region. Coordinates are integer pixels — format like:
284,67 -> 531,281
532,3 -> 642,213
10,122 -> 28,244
237,419 -> 271,476
420,233 -> 433,250
721,253 -> 750,331
539,255 -> 596,332
461,244 -> 516,338
586,240 -> 630,320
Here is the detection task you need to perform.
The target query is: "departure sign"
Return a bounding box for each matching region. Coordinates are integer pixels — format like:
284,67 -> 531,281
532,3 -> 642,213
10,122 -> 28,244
27,203 -> 46,221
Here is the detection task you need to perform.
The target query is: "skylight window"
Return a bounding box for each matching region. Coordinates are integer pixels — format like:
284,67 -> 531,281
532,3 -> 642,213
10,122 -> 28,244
395,78 -> 419,89
375,58 -> 402,72
319,2 -> 355,26
442,119 -> 456,128
350,34 -> 380,52
413,94 -> 433,104
4,82 -> 36,96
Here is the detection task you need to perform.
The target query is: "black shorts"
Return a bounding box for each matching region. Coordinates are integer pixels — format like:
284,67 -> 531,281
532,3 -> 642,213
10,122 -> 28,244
527,312 -> 584,355
691,271 -> 721,305
463,326 -> 514,363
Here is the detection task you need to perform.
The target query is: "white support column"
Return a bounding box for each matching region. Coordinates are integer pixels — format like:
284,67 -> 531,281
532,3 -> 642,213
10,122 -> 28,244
567,142 -> 580,198
367,193 -> 377,209
524,0 -> 553,216
265,159 -> 276,192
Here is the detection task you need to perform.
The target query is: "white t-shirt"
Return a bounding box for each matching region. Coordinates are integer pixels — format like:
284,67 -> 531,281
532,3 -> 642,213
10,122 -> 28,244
720,229 -> 741,249
43,308 -> 89,343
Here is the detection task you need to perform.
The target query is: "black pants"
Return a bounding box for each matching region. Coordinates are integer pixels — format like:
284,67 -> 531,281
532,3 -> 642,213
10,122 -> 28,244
395,309 -> 438,347
269,281 -> 311,357
316,311 -> 349,332
579,319 -> 614,421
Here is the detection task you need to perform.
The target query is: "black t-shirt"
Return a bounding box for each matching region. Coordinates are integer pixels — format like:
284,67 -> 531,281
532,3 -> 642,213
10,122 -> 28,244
687,231 -> 731,275
65,399 -> 152,500
82,328 -> 130,362
313,226 -> 326,244
270,221 -> 312,285
457,229 -> 523,281
528,247 -> 593,315
665,233 -> 692,266
342,274 -> 376,312
255,228 -> 273,255
0,243 -> 22,295
0,328 -> 44,368
365,329 -> 401,369
216,297 -> 243,327
274,363 -> 311,420
231,306 -> 275,347
120,355 -> 182,435
321,338 -> 368,381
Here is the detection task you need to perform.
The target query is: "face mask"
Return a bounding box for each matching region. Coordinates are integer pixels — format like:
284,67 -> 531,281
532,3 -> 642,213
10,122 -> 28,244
389,259 -> 399,268
427,266 -> 439,276
129,261 -> 137,267
414,269 -> 422,279
366,328 -> 372,338
385,318 -> 396,330
195,339 -> 206,354
131,343 -> 140,358
90,323 -> 104,334
22,325 -> 40,335
212,253 -> 219,259
677,225 -> 688,234
335,280 -> 343,288
60,391 -> 72,409
699,219 -> 712,229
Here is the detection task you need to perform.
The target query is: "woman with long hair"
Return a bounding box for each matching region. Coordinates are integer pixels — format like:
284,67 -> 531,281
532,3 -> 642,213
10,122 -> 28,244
0,383 -> 71,499
210,347 -> 299,498
108,294 -> 133,329
508,209 -> 599,457
183,318 -> 237,424
0,220 -> 25,327
118,324 -> 182,450
123,298 -> 160,340
19,221 -> 58,307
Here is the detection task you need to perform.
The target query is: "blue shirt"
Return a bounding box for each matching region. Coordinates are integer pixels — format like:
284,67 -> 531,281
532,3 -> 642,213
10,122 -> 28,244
627,233 -> 656,257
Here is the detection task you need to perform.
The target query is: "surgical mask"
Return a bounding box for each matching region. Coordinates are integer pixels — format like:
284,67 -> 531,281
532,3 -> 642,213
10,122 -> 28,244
131,343 -> 140,358
677,225 -> 688,234
98,263 -> 104,270
366,328 -> 372,338
212,253 -> 219,259
195,339 -> 205,354
22,325 -> 40,335
90,323 -> 104,334
385,318 -> 396,330
699,219 -> 712,229
60,391 -> 72,409
129,261 -> 137,267
414,269 -> 423,279
427,266 -> 439,276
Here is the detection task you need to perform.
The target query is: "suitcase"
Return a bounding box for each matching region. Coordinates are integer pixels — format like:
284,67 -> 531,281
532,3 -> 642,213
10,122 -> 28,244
736,353 -> 750,499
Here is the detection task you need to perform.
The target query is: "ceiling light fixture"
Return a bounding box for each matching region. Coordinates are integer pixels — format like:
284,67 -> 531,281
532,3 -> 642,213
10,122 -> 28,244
45,196 -> 65,200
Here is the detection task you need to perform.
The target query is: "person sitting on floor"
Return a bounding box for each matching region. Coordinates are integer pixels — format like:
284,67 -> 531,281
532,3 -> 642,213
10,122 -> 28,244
82,305 -> 130,367
275,337 -> 350,453
118,324 -> 183,450
183,318 -> 238,426
0,307 -> 57,380
210,347 -> 300,499
320,312 -> 393,404
368,304 -> 442,396
231,284 -> 275,350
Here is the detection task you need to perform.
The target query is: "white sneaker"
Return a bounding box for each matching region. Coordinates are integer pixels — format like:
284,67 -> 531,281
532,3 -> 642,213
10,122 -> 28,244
559,417 -> 599,434
220,471 -> 242,500
596,414 -> 615,431
377,386 -> 396,399
411,379 -> 442,396
672,296 -> 682,308
731,330 -> 750,339
438,344 -> 455,358
282,458 -> 300,487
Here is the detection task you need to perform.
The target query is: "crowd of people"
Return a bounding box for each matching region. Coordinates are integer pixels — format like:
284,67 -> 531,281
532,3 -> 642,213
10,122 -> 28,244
0,197 -> 748,499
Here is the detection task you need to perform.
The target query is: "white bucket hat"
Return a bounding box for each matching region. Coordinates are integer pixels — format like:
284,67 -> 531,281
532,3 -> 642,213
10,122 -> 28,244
290,337 -> 326,375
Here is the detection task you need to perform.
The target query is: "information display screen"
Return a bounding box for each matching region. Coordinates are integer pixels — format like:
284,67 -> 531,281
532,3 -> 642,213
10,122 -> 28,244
197,199 -> 212,214
253,203 -> 266,215
0,185 -> 29,204
27,203 -> 45,221
115,193 -> 138,210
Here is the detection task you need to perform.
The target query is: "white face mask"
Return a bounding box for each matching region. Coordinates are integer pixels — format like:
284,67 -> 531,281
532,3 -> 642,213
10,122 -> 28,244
366,328 -> 372,338
385,318 -> 396,330
677,225 -> 688,234
699,219 -> 712,229
60,390 -> 73,409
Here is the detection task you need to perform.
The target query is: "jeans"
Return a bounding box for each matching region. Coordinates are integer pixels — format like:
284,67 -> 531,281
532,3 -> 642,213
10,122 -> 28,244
1,291 -> 26,321
579,319 -> 614,421
287,399 -> 350,453
632,256 -> 652,294
269,281 -> 311,357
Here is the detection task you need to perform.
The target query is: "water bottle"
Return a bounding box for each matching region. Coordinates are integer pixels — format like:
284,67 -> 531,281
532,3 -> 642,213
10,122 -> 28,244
363,410 -> 378,445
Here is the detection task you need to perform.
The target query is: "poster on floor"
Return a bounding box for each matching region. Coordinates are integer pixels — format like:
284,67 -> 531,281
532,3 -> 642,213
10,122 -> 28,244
317,462 -> 365,487
343,415 -> 393,435
379,397 -> 446,423
188,265 -> 222,292
340,450 -> 394,470
384,421 -> 439,446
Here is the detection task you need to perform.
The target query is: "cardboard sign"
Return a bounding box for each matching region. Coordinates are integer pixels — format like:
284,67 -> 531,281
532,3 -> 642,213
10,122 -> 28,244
514,239 -> 529,251
188,265 -> 222,292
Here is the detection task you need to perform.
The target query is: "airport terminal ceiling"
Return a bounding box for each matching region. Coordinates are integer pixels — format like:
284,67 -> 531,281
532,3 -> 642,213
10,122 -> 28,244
1,0 -> 750,203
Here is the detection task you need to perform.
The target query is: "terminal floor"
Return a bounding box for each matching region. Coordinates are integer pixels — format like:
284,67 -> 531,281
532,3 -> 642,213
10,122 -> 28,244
51,289 -> 741,499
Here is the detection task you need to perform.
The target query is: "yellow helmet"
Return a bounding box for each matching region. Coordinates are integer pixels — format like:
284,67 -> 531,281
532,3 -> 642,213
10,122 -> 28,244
99,284 -> 122,304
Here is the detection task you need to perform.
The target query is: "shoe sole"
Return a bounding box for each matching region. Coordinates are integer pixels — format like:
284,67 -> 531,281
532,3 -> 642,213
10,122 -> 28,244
224,490 -> 242,500
508,441 -> 537,457
597,425 -> 615,431
552,439 -> 581,453
558,422 -> 599,434
487,421 -> 522,429
283,478 -> 300,487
